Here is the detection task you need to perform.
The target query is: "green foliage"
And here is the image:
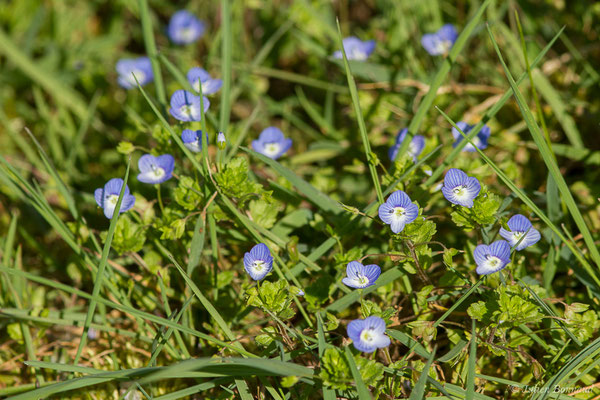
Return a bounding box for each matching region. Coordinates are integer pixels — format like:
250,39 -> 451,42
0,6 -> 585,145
246,280 -> 298,320
451,186 -> 500,230
215,157 -> 263,202
319,348 -> 384,390
100,215 -> 146,254
174,175 -> 203,210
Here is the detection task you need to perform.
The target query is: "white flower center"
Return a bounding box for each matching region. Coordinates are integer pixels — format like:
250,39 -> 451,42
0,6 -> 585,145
252,260 -> 265,272
125,69 -> 146,86
349,48 -> 368,60
107,194 -> 119,206
192,80 -> 209,94
356,274 -> 368,286
264,142 -> 281,157
513,232 -> 524,241
452,185 -> 468,199
408,142 -> 418,157
150,165 -> 165,179
360,329 -> 376,344
485,256 -> 501,268
178,27 -> 196,42
180,105 -> 193,118
393,207 -> 405,217
434,39 -> 452,54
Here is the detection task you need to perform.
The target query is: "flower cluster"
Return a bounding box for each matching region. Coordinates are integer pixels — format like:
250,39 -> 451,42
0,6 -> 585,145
102,10 -> 549,371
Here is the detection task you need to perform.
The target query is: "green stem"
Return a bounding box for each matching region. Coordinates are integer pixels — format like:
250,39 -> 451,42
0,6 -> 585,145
156,184 -> 165,214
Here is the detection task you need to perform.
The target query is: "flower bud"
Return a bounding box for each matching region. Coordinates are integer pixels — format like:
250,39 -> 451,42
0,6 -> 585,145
217,131 -> 226,150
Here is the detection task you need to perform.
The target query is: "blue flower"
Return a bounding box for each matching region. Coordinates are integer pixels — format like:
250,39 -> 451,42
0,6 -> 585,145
251,127 -> 292,160
473,240 -> 511,275
421,24 -> 458,56
217,132 -> 226,150
181,130 -> 208,153
499,214 -> 541,251
333,37 -> 376,61
441,168 -> 481,208
115,57 -> 153,89
169,90 -> 210,122
243,243 -> 273,281
187,67 -> 222,95
347,316 -> 390,353
388,128 -> 426,162
137,154 -> 175,184
94,178 -> 136,219
378,190 -> 419,234
167,10 -> 205,45
342,261 -> 381,289
452,121 -> 491,152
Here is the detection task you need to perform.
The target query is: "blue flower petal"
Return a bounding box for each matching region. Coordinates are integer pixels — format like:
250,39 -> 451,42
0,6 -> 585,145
387,190 -> 412,208
346,261 -> 363,280
94,188 -> 103,208
104,178 -> 126,195
444,168 -> 468,188
363,264 -> 381,285
346,319 -> 365,340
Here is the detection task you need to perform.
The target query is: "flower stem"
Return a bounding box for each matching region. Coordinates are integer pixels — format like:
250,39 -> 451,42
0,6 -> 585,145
156,184 -> 165,214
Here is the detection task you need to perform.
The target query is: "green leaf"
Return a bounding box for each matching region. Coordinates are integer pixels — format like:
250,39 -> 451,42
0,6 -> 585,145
100,215 -> 146,255
116,141 -> 135,155
173,176 -> 203,210
249,199 -> 281,229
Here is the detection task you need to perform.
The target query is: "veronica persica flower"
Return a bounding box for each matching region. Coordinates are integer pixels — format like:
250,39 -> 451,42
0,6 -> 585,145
217,132 -> 226,150
473,240 -> 511,275
333,37 -> 376,61
251,127 -> 292,160
342,261 -> 381,289
167,10 -> 205,45
421,24 -> 458,55
243,243 -> 273,281
388,128 -> 426,162
187,67 -> 222,95
441,168 -> 481,208
94,178 -> 136,219
378,190 -> 419,234
181,130 -> 208,153
347,316 -> 390,353
169,90 -> 210,122
137,154 -> 175,184
499,214 -> 541,251
116,57 -> 153,89
452,121 -> 491,152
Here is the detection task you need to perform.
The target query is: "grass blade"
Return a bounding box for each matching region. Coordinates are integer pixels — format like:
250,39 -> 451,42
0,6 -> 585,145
466,320 -> 476,400
344,346 -> 372,400
486,25 -> 600,271
435,108 -> 600,288
138,0 -> 167,111
335,19 -> 383,204
397,0 -> 493,161
409,347 -> 437,399
72,159 -> 131,365
424,25 -> 565,186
